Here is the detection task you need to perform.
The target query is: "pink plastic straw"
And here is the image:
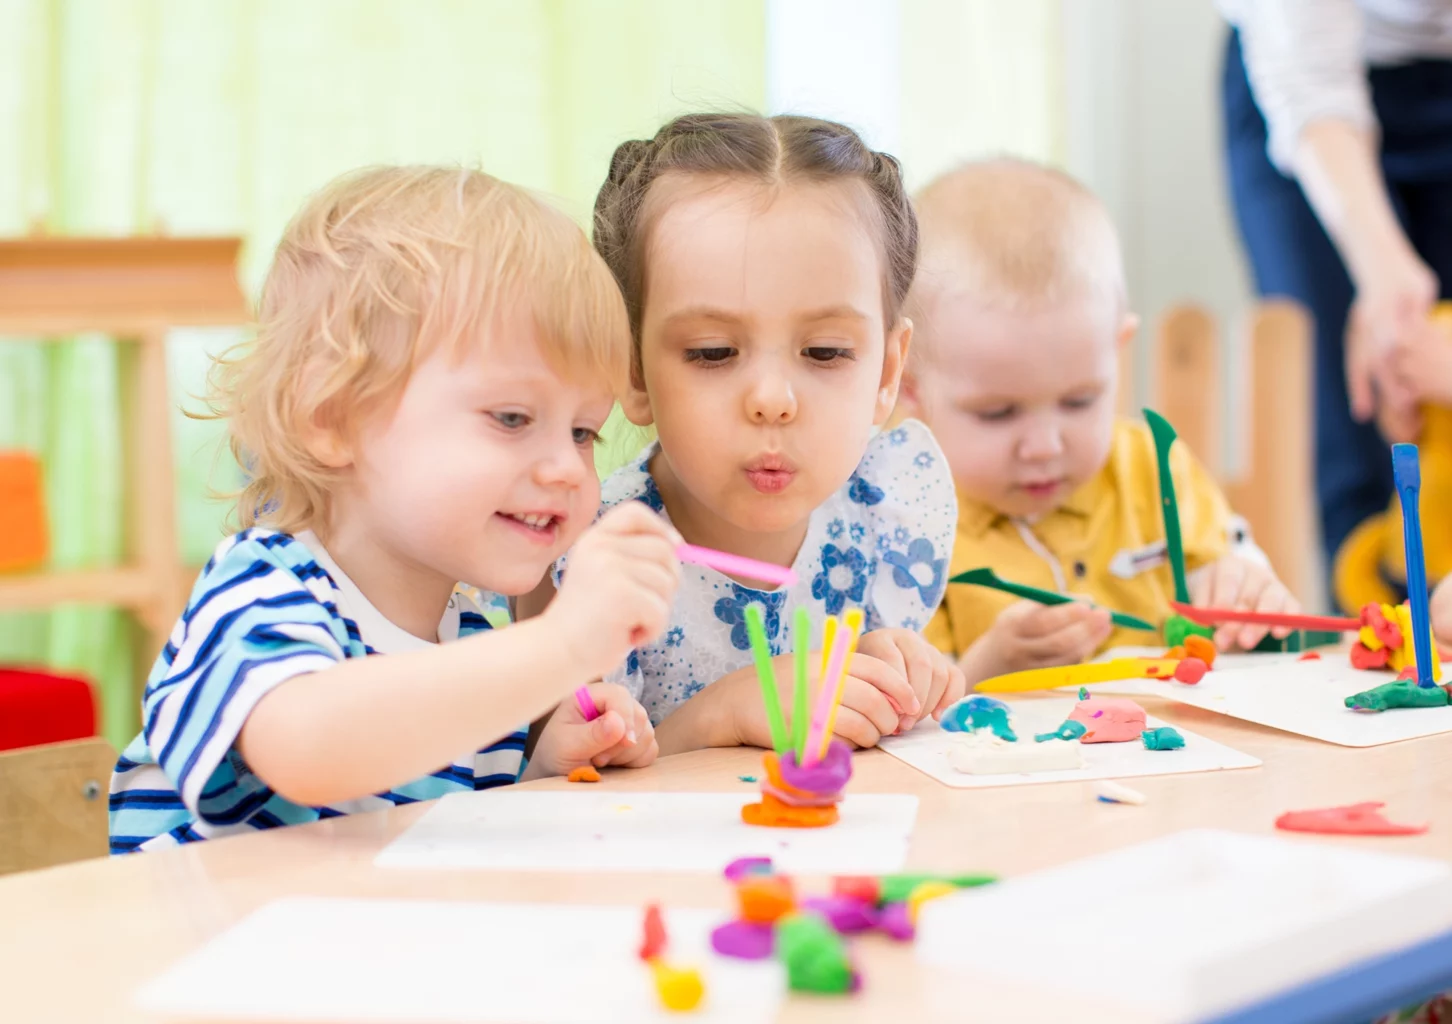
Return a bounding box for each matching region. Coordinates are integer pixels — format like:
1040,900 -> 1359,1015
677,543 -> 797,587
802,621 -> 854,766
574,686 -> 600,722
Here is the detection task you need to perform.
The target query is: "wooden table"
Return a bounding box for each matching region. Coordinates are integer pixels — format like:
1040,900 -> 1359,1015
5,694 -> 1452,1023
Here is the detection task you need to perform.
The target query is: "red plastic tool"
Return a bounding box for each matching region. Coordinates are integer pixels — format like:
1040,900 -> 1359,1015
1167,602 -> 1360,633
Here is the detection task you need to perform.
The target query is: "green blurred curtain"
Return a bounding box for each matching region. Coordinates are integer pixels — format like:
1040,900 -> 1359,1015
0,0 -> 766,750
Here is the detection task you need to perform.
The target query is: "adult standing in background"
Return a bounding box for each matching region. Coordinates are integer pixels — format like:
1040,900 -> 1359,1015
1219,1 -> 1452,607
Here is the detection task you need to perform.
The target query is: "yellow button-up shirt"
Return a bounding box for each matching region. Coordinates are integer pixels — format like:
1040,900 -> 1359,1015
925,419 -> 1235,658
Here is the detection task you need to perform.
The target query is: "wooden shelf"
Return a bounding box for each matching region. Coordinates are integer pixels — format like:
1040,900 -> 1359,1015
0,236 -> 249,335
0,566 -> 159,612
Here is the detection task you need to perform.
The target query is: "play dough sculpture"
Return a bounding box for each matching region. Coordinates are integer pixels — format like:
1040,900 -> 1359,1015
1068,697 -> 1148,743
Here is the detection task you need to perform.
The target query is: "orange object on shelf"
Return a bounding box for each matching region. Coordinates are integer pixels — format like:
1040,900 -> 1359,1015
0,452 -> 47,573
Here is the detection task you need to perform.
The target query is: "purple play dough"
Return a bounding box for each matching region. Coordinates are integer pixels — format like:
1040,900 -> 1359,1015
877,901 -> 915,941
723,856 -> 773,882
777,740 -> 853,793
801,896 -> 878,934
710,919 -> 775,960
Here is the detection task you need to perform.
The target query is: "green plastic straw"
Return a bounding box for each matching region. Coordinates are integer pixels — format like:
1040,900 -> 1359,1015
792,606 -> 810,760
949,567 -> 1156,632
745,603 -> 789,755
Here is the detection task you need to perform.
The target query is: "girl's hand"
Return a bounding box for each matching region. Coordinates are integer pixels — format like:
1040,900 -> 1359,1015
719,650 -> 917,752
1188,555 -> 1299,651
855,628 -> 966,731
523,683 -> 656,781
544,503 -> 681,682
965,600 -> 1113,682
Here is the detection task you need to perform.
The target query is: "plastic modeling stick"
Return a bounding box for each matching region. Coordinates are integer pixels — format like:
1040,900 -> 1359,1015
1393,444 -> 1437,687
817,609 -> 865,761
677,542 -> 797,587
804,620 -> 854,766
574,686 -> 600,722
975,658 -> 1180,694
744,603 -> 789,754
1144,409 -> 1191,604
792,606 -> 811,761
1167,601 -> 1360,633
949,567 -> 1156,632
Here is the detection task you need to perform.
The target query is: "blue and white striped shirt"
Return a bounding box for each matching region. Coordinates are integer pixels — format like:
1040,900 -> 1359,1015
109,529 -> 525,854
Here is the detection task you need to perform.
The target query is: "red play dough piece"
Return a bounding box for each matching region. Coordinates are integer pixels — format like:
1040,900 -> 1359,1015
1360,603 -> 1403,649
1275,802 -> 1427,836
1297,652 -> 1322,661
638,903 -> 667,960
1350,643 -> 1390,670
1398,666 -> 1419,681
1173,657 -> 1208,684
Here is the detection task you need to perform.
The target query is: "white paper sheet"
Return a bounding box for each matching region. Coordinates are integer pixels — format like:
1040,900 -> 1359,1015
375,790 -> 918,874
1129,656 -> 1452,747
917,829 -> 1452,1020
877,697 -> 1260,788
137,898 -> 784,1023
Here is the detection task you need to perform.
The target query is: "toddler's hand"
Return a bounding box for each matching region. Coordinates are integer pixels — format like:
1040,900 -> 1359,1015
1188,555 -> 1299,651
970,600 -> 1112,679
525,683 -> 657,781
855,628 -> 966,731
1433,577 -> 1452,651
545,503 -> 681,681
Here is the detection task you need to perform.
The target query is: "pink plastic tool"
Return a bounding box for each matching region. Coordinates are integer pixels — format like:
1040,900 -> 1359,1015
574,686 -> 600,722
677,543 -> 797,587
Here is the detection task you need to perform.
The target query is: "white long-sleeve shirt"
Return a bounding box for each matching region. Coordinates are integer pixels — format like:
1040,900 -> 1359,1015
1220,0 -> 1452,171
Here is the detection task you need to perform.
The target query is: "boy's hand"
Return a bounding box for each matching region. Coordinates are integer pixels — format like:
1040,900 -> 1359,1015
1189,555 -> 1299,651
545,503 -> 681,681
967,600 -> 1113,680
855,628 -> 966,731
523,683 -> 656,781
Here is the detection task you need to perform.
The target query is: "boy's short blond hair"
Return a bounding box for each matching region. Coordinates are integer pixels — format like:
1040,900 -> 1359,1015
211,165 -> 631,533
909,158 -> 1126,340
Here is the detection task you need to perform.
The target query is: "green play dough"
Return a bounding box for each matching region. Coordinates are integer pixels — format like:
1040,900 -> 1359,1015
775,913 -> 854,994
877,873 -> 997,906
1164,614 -> 1215,648
1345,679 -> 1451,712
1141,726 -> 1185,750
1034,720 -> 1087,743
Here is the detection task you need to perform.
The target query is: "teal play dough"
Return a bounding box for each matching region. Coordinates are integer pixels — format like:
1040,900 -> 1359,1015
1141,726 -> 1185,750
1034,720 -> 1087,743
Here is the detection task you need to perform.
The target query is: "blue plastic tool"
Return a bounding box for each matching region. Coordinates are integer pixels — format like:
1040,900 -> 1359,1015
1392,444 -> 1436,688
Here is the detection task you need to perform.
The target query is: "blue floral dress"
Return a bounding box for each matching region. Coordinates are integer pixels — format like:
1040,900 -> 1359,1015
554,419 -> 957,726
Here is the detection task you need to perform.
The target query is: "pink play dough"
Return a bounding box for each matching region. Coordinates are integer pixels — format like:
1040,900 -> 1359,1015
1068,697 -> 1147,744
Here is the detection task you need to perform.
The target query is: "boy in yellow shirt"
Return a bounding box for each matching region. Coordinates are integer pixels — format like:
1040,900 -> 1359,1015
898,159 -> 1299,684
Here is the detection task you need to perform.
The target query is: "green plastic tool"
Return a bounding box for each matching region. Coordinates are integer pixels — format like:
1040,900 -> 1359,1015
1144,408 -> 1191,605
948,566 -> 1156,632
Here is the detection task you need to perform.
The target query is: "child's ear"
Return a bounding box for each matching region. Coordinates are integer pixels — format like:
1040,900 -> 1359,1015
620,358 -> 656,427
301,406 -> 353,469
874,316 -> 913,426
1117,311 -> 1140,349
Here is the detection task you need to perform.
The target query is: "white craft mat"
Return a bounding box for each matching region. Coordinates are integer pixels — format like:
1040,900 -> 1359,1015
917,828 -> 1452,1021
375,790 -> 917,874
1115,654 -> 1452,747
136,898 -> 785,1023
877,697 -> 1259,788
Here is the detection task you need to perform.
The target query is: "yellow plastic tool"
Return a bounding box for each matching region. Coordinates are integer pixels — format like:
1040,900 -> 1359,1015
974,658 -> 1180,694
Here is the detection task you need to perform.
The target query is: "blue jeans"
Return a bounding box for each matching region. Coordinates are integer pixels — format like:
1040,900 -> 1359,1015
1221,31 -> 1452,601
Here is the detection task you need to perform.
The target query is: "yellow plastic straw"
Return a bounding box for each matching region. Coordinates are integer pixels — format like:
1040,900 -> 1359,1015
817,608 -> 864,760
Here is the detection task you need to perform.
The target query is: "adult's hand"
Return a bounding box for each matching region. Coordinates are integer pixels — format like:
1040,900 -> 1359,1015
1346,249 -> 1437,441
